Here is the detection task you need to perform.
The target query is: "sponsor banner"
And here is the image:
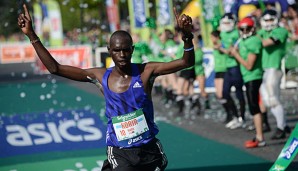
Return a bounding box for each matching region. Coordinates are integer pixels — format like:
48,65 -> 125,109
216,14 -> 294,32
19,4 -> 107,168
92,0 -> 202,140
35,45 -> 92,74
106,0 -> 120,32
0,155 -> 106,171
131,0 -> 148,28
156,0 -> 173,28
201,0 -> 222,22
200,0 -> 223,47
193,48 -> 216,93
0,109 -> 106,158
222,0 -> 236,13
128,0 -> 150,41
269,124 -> 298,171
128,0 -> 149,30
0,43 -> 35,64
202,48 -> 215,89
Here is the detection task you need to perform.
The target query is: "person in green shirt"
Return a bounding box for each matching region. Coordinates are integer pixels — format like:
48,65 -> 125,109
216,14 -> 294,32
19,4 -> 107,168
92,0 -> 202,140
173,31 -> 210,116
157,29 -> 179,107
284,4 -> 298,72
131,33 -> 153,64
230,17 -> 265,148
258,9 -> 290,140
174,32 -> 199,115
218,13 -> 246,129
211,30 -> 227,107
173,34 -> 193,115
193,35 -> 210,110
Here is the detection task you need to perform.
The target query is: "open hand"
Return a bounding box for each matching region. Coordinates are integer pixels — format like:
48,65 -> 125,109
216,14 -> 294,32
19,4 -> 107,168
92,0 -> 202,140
174,8 -> 193,35
17,4 -> 34,36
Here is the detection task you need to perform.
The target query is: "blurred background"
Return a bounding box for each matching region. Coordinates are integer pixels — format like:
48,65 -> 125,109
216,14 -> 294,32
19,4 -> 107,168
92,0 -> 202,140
1,0 -> 298,171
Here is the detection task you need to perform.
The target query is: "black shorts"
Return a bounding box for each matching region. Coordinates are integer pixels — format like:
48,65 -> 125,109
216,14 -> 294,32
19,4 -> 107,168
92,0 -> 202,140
245,79 -> 262,115
215,72 -> 225,78
179,68 -> 196,80
101,138 -> 168,171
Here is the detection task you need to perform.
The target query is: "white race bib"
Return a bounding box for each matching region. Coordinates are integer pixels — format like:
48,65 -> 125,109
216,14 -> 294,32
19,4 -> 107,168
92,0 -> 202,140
112,109 -> 149,141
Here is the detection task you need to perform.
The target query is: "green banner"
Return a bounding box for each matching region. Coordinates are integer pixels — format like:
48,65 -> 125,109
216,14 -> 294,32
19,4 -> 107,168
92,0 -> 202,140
155,0 -> 174,31
45,0 -> 63,46
201,0 -> 222,22
199,0 -> 223,47
33,3 -> 43,41
270,124 -> 298,171
128,0 -> 150,41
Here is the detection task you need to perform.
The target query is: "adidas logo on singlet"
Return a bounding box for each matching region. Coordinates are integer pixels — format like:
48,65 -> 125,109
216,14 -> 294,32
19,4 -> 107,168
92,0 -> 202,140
133,81 -> 142,88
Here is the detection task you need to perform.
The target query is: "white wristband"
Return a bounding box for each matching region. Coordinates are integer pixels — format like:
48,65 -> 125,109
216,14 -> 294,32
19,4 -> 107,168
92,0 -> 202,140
184,46 -> 194,52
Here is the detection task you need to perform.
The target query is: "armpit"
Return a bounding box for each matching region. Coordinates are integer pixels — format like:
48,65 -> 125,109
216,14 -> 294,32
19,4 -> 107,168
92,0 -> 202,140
87,76 -> 103,89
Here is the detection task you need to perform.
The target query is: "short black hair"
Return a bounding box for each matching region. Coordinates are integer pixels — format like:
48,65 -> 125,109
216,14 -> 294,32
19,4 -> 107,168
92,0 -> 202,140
164,29 -> 174,39
110,30 -> 133,46
289,4 -> 298,13
211,30 -> 220,38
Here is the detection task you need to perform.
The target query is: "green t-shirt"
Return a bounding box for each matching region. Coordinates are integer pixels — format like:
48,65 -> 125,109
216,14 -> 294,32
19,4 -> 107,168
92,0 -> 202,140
220,29 -> 239,68
175,43 -> 184,60
158,39 -> 177,62
285,32 -> 298,69
238,36 -> 263,83
213,49 -> 227,72
175,43 -> 195,71
132,42 -> 152,64
257,27 -> 288,69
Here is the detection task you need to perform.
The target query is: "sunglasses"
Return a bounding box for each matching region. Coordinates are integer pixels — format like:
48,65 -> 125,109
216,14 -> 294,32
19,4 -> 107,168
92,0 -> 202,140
263,18 -> 275,22
239,27 -> 252,31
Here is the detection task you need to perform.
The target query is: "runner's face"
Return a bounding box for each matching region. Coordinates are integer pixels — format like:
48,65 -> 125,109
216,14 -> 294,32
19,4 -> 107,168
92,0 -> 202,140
109,36 -> 133,68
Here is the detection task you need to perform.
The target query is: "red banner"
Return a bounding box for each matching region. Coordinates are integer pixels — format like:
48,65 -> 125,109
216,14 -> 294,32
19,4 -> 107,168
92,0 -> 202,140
0,44 -> 35,64
35,45 -> 92,74
106,0 -> 120,32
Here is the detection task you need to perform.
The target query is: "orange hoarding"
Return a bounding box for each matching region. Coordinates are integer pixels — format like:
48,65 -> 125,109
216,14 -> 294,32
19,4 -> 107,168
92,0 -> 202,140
35,45 -> 92,74
0,44 -> 35,64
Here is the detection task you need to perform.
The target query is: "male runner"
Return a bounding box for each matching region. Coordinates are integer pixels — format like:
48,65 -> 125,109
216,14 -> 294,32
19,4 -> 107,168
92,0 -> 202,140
18,4 -> 194,171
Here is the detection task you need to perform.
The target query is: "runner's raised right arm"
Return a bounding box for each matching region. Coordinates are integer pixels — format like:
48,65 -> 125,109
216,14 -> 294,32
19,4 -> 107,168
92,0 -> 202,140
18,4 -> 99,82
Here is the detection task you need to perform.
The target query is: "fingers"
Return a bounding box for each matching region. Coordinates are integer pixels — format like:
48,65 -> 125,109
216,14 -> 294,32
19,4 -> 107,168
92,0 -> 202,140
183,15 -> 192,25
173,7 -> 179,23
18,13 -> 29,28
18,17 -> 23,27
23,4 -> 31,20
17,4 -> 32,29
179,14 -> 192,26
173,7 -> 193,33
18,14 -> 25,28
188,16 -> 192,24
173,7 -> 191,26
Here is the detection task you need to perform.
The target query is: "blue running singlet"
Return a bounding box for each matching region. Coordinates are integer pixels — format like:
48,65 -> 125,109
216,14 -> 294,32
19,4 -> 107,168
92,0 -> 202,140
102,64 -> 159,148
